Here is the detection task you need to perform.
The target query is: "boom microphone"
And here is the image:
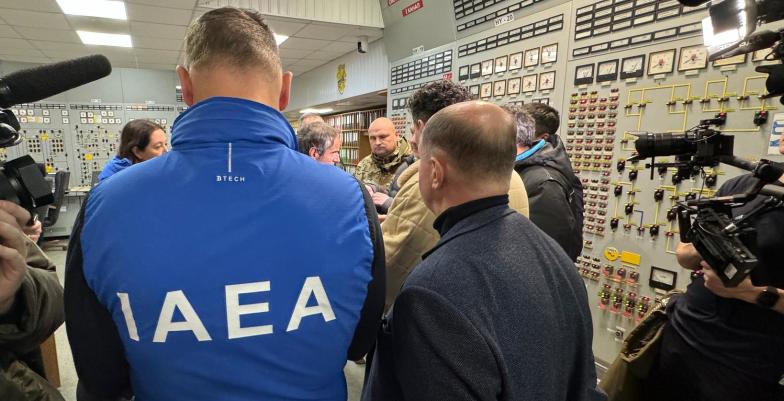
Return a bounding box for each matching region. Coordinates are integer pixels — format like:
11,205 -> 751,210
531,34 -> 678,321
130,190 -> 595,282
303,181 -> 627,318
0,55 -> 112,108
710,30 -> 782,61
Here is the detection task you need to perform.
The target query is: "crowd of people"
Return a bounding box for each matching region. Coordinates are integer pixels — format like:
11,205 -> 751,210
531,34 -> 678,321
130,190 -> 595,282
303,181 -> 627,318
0,5 -> 781,401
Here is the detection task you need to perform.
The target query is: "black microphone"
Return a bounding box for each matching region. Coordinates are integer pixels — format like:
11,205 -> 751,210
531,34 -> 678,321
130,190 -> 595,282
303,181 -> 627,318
677,0 -> 710,6
0,55 -> 112,108
710,30 -> 781,61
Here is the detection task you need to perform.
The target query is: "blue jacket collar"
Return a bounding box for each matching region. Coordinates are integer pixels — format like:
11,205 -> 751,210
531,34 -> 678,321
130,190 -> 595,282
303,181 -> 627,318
171,97 -> 297,151
515,139 -> 546,162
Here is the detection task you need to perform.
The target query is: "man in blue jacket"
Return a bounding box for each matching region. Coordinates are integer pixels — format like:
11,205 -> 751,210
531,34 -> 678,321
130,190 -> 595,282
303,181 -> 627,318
65,7 -> 384,401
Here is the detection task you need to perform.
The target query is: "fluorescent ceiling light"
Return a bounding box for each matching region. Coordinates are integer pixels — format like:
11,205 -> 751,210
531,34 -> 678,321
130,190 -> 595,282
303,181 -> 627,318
78,31 -> 133,47
274,34 -> 289,46
300,108 -> 333,114
57,0 -> 127,20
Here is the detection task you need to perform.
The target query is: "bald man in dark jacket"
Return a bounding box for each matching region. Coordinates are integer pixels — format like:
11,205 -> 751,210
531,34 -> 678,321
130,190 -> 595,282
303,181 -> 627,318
362,101 -> 605,401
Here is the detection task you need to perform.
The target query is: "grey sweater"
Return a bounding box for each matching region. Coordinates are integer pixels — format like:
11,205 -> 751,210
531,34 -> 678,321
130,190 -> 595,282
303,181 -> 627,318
363,198 -> 605,401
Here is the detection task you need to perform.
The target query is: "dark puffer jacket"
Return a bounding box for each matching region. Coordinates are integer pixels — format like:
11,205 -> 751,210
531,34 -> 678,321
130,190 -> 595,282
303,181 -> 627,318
514,137 -> 584,260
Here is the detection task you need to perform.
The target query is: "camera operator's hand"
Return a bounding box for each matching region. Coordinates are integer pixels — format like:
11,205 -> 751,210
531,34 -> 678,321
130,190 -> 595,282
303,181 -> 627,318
701,261 -> 756,300
0,201 -> 32,314
675,242 -> 703,270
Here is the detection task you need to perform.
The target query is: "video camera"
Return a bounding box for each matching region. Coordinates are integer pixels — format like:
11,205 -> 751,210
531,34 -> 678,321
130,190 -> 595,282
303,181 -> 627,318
0,55 -> 112,219
686,0 -> 784,102
631,118 -> 784,287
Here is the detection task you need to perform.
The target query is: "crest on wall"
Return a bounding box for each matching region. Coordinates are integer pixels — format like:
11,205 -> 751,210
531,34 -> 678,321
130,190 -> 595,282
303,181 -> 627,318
337,64 -> 347,94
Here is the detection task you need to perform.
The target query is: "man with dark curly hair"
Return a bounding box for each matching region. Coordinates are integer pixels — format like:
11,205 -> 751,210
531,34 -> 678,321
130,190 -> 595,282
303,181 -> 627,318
381,80 -> 529,310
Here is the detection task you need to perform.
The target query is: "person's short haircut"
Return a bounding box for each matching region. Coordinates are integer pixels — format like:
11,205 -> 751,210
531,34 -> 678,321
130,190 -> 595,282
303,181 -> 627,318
118,119 -> 165,163
501,104 -> 537,148
408,80 -> 476,123
299,113 -> 324,128
422,103 -> 516,182
183,7 -> 281,78
297,122 -> 339,157
521,103 -> 560,145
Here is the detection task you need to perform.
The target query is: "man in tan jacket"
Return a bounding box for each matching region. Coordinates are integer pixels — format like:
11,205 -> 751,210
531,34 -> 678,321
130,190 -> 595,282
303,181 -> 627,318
383,81 -> 529,309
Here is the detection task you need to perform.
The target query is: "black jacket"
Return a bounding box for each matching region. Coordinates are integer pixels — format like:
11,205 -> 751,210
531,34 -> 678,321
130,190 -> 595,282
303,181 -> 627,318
362,197 -> 605,401
514,137 -> 583,260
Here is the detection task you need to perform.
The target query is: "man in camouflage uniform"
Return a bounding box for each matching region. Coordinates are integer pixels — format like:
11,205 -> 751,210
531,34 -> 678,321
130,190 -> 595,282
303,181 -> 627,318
355,117 -> 412,191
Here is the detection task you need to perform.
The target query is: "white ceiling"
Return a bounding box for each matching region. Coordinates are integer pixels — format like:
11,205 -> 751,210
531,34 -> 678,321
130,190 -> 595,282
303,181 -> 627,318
0,0 -> 383,76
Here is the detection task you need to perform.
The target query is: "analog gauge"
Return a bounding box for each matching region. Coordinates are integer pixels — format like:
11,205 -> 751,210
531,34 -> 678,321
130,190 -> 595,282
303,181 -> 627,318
493,80 -> 506,97
620,55 -> 645,79
480,82 -> 492,99
507,78 -> 521,94
678,45 -> 708,71
459,65 -> 470,81
482,59 -> 493,76
596,60 -> 619,82
753,47 -> 774,62
495,56 -> 508,73
713,53 -> 747,67
509,52 -> 523,70
574,64 -> 594,85
522,74 -> 537,93
469,85 -> 480,96
470,63 -> 481,79
649,266 -> 677,291
524,48 -> 540,67
539,71 -> 556,90
541,43 -> 558,64
648,49 -> 676,76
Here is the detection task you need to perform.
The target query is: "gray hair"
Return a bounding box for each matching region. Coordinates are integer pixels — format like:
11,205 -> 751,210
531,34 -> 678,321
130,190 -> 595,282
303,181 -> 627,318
298,122 -> 339,156
501,104 -> 537,147
298,113 -> 324,127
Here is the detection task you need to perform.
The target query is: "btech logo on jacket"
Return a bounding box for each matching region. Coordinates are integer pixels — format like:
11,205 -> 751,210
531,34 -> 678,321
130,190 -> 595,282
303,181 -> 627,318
75,97 -> 376,401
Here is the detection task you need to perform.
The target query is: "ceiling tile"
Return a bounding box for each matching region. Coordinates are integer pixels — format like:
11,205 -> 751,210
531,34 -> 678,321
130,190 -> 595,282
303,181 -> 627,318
126,4 -> 193,25
0,37 -> 34,50
130,22 -> 187,39
0,9 -> 70,29
65,15 -> 129,34
295,23 -> 351,41
279,48 -> 314,59
13,27 -> 80,43
321,40 -> 355,54
264,18 -> 307,37
306,50 -> 345,61
0,55 -> 51,64
132,36 -> 182,51
133,49 -> 180,63
295,59 -> 328,68
0,0 -> 61,13
0,47 -> 45,57
0,25 -> 21,38
126,0 -> 197,9
280,37 -> 332,51
31,40 -> 88,51
133,63 -> 177,71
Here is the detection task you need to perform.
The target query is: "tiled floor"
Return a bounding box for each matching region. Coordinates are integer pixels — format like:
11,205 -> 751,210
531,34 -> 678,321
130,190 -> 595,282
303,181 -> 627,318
45,249 -> 366,401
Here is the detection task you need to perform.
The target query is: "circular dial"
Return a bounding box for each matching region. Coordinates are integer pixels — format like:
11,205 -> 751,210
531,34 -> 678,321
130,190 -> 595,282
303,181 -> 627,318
649,50 -> 675,75
509,53 -> 522,69
679,46 -> 707,70
482,60 -> 493,75
523,75 -> 537,91
525,49 -> 539,66
508,79 -> 520,93
539,72 -> 555,90
541,44 -> 557,63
